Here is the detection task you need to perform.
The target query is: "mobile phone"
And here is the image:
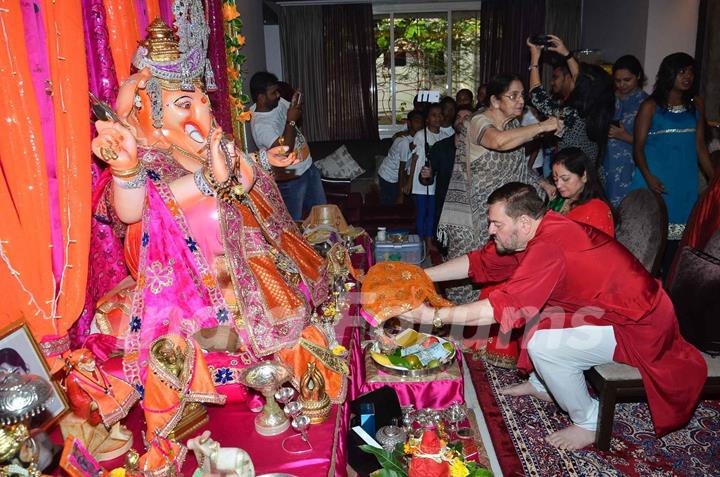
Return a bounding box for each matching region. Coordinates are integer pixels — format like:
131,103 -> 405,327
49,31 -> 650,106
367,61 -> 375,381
610,120 -> 621,127
291,91 -> 303,108
89,92 -> 123,123
529,34 -> 552,47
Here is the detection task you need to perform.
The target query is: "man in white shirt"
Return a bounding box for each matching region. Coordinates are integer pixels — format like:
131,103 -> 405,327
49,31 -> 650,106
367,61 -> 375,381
249,71 -> 326,220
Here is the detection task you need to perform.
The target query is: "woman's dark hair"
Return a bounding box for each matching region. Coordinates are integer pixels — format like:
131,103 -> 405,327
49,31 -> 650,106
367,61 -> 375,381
651,52 -> 697,111
551,147 -> 611,209
0,348 -> 28,372
484,73 -> 523,108
566,63 -> 615,160
612,55 -> 646,87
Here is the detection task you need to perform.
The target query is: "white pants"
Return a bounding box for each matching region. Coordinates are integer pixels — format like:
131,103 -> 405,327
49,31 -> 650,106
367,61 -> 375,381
527,325 -> 617,431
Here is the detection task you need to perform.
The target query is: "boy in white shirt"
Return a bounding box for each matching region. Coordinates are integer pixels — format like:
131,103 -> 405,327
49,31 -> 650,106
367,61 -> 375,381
406,103 -> 453,250
377,111 -> 424,205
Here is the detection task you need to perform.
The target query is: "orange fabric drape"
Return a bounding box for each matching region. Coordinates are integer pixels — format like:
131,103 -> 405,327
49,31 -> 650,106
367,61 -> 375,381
103,0 -> 142,84
41,0 -> 92,336
0,0 -> 91,343
0,0 -> 55,329
146,0 -> 161,23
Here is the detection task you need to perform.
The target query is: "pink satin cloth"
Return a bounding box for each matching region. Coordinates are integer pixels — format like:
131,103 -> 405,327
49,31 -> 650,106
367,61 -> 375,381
50,398 -> 346,477
348,327 -> 465,409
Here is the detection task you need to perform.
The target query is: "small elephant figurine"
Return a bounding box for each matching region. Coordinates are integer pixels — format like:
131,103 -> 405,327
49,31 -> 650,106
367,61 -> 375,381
187,431 -> 255,477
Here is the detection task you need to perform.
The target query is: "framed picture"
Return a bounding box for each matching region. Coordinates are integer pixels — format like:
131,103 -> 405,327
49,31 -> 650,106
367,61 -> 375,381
0,320 -> 70,429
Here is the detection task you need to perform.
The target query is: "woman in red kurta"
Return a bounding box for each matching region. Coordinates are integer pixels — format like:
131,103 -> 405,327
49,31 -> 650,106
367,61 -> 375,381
548,147 -> 615,236
401,183 -> 705,449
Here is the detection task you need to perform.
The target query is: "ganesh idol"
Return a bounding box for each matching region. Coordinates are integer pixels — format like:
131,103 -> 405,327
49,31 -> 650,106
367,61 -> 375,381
89,2 -> 329,387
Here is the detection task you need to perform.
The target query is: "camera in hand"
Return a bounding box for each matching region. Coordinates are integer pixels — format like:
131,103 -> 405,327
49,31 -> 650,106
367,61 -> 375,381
419,159 -> 434,186
530,34 -> 552,47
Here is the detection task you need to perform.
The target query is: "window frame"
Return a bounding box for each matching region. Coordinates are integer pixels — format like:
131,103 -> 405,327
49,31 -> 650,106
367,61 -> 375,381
373,2 -> 481,138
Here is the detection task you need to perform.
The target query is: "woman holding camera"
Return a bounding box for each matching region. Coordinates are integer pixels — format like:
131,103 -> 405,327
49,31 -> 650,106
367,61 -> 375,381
602,55 -> 648,206
527,35 -> 615,166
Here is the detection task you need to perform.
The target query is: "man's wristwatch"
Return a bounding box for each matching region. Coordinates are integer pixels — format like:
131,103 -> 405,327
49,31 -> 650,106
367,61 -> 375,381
287,120 -> 296,127
432,308 -> 443,328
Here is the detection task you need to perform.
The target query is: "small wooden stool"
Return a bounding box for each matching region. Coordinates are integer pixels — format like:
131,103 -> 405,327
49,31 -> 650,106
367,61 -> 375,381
586,353 -> 720,450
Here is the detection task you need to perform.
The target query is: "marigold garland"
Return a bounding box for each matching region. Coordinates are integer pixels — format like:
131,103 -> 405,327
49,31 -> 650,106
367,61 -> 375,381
222,1 -> 251,145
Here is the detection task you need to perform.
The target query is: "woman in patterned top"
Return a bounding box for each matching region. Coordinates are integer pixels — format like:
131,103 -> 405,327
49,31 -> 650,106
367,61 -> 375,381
527,35 -> 615,165
548,147 -> 615,237
602,55 -> 648,206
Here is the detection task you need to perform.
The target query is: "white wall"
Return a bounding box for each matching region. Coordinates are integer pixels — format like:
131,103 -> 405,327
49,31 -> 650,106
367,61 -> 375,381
236,0 -> 267,96
581,0 -> 699,93
643,0 -> 699,92
581,0 -> 648,64
264,25 -> 283,80
236,0 -> 266,151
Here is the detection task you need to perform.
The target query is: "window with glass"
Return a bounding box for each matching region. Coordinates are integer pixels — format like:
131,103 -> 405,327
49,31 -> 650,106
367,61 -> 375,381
374,6 -> 480,136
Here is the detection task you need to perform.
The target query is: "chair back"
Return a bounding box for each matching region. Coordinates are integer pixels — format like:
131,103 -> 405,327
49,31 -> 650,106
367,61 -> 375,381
615,189 -> 668,275
705,229 -> 720,260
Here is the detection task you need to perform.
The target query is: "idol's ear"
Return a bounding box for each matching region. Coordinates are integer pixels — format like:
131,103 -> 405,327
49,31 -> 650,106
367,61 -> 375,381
116,68 -> 153,122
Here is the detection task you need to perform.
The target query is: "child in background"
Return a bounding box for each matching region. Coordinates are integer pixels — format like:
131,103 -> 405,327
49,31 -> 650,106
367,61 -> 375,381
406,103 -> 453,251
378,111 -> 424,205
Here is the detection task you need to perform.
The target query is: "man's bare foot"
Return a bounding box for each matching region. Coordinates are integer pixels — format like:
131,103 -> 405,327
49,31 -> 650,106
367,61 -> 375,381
499,381 -> 552,402
545,425 -> 595,450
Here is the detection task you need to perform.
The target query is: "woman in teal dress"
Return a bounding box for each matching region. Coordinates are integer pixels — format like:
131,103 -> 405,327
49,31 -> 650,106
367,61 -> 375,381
631,53 -> 714,274
603,55 -> 647,206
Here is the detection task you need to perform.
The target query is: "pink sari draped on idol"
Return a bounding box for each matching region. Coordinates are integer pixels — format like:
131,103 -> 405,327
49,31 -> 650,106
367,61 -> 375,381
122,148 -> 329,387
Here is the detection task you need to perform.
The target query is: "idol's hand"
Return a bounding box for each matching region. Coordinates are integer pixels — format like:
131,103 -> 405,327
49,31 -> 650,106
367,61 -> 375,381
92,120 -> 138,170
267,145 -> 298,168
209,127 -> 232,183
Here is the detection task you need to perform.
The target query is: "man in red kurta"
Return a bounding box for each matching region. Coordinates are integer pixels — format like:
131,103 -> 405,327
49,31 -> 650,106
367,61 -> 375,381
401,182 -> 706,450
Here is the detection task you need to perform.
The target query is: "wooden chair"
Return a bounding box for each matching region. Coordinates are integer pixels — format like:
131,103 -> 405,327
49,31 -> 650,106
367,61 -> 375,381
586,353 -> 720,450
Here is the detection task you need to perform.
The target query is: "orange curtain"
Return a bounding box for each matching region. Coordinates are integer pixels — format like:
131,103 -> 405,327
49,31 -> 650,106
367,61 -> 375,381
103,0 -> 142,84
0,0 -> 55,331
0,0 -> 91,343
146,0 -> 161,22
41,0 -> 91,336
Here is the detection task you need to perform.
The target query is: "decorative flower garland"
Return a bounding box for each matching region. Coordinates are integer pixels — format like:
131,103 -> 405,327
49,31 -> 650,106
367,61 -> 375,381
222,2 -> 252,146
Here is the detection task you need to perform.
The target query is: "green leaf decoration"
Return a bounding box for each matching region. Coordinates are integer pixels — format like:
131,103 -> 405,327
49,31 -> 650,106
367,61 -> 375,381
359,445 -> 408,477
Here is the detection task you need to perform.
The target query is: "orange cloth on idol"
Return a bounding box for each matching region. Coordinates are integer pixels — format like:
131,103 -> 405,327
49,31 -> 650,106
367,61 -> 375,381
143,335 -> 226,440
138,436 -> 187,477
276,325 -> 348,404
361,262 -> 453,325
65,349 -> 139,427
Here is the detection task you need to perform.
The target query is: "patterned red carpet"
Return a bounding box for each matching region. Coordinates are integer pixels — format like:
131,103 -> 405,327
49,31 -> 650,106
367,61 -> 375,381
465,353 -> 720,477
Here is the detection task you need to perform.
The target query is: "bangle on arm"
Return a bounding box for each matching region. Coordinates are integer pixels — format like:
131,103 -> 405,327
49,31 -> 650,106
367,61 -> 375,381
110,162 -> 143,178
257,149 -> 272,171
113,166 -> 147,189
194,168 -> 215,196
